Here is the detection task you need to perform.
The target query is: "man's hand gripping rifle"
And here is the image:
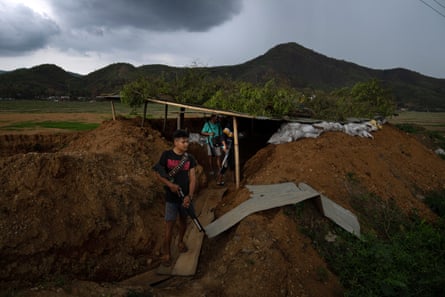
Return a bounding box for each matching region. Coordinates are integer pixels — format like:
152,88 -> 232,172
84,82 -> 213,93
178,188 -> 205,233
154,163 -> 205,234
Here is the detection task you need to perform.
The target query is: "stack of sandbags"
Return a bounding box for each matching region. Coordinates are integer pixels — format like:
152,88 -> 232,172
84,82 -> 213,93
267,123 -> 323,144
188,133 -> 207,146
268,120 -> 383,144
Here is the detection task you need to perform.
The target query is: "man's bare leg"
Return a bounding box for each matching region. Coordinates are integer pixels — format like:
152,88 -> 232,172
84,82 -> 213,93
178,215 -> 188,252
162,220 -> 175,265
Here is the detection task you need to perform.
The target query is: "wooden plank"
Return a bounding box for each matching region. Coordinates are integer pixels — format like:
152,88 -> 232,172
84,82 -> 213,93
170,212 -> 207,276
171,187 -> 226,276
119,270 -> 170,287
155,187 -> 227,276
204,183 -> 319,238
297,183 -> 361,237
156,235 -> 181,275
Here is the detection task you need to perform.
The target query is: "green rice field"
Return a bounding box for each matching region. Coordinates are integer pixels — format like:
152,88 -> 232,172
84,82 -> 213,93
388,111 -> 445,132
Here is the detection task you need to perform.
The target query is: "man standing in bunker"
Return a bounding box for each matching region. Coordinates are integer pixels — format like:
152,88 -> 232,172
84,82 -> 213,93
153,129 -> 196,266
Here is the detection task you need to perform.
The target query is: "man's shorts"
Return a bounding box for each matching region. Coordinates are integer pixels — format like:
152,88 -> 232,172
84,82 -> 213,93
165,201 -> 194,221
207,144 -> 222,157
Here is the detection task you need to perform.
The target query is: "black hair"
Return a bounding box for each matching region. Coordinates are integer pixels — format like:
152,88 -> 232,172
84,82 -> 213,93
172,129 -> 189,140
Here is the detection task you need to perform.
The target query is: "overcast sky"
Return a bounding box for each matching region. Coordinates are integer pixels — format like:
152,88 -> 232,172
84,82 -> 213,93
0,0 -> 444,78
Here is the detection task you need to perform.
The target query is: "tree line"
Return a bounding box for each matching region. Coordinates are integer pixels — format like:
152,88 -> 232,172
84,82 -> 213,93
121,68 -> 396,121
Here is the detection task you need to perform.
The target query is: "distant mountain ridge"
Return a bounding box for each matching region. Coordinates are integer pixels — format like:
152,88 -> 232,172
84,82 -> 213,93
0,42 -> 444,110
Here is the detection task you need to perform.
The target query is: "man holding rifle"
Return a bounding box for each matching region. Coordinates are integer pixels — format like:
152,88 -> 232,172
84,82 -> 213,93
153,129 -> 196,267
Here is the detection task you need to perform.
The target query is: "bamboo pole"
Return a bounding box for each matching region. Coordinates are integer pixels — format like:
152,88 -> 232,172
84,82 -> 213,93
163,105 -> 168,132
180,107 -> 185,129
111,101 -> 116,121
141,101 -> 148,127
177,114 -> 181,129
233,117 -> 240,189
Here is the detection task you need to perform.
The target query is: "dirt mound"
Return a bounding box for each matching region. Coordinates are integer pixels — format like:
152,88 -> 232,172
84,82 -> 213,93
1,119 -> 444,296
0,134 -> 75,157
182,123 -> 444,297
0,118 -> 174,286
244,124 -> 444,221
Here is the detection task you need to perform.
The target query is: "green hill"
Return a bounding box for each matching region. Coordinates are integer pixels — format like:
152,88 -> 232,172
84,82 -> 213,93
209,43 -> 445,110
0,64 -> 81,98
82,63 -> 142,97
0,43 -> 444,110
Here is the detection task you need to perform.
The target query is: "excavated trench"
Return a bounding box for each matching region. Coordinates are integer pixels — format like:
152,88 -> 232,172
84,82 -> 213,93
0,116 -> 281,288
2,117 -> 444,297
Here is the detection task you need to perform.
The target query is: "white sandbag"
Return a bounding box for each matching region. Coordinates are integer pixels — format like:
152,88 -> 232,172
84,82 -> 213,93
314,121 -> 343,131
267,119 -> 381,144
292,130 -> 305,140
287,122 -> 302,129
358,130 -> 373,138
301,124 -> 319,133
435,148 -> 445,156
189,133 -> 206,145
304,132 -> 321,138
268,133 -> 292,144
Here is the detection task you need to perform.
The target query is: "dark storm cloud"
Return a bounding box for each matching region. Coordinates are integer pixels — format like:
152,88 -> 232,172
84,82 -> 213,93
49,0 -> 242,32
0,2 -> 59,55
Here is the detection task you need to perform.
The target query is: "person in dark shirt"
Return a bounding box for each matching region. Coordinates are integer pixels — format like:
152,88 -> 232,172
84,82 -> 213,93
217,126 -> 234,186
153,129 -> 196,266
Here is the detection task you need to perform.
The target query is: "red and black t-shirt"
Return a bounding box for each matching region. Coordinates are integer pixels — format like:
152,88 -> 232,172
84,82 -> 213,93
156,150 -> 196,203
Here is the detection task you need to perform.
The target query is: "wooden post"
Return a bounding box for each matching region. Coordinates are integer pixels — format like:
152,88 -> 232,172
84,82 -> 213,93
141,101 -> 148,127
111,100 -> 116,121
233,117 -> 240,189
163,105 -> 168,132
180,107 -> 185,129
177,114 -> 181,129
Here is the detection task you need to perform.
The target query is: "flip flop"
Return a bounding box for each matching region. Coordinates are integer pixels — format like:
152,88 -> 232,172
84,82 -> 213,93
178,242 -> 188,253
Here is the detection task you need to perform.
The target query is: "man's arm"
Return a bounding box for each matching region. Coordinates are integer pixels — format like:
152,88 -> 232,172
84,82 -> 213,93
154,172 -> 180,194
183,167 -> 196,207
201,122 -> 214,137
153,161 -> 180,194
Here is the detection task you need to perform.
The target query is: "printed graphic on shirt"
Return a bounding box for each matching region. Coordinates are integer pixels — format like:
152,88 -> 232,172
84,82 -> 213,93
167,159 -> 191,171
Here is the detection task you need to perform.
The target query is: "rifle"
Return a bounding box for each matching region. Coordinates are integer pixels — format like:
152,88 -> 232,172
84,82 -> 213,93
178,188 -> 205,233
153,152 -> 205,233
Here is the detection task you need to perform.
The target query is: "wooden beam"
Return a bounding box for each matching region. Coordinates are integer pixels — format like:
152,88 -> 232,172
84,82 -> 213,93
163,104 -> 168,132
146,98 -> 267,120
111,101 -> 116,121
180,107 -> 185,130
142,101 -> 148,127
233,117 -> 240,189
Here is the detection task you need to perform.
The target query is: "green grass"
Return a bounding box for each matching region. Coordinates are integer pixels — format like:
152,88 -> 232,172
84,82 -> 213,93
389,112 -> 445,132
296,176 -> 445,297
389,112 -> 445,153
0,99 -> 131,114
2,121 -> 100,131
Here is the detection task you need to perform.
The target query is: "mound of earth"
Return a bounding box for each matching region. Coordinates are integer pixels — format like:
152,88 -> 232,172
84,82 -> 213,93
243,124 -> 444,222
0,118 -> 208,288
1,118 -> 444,297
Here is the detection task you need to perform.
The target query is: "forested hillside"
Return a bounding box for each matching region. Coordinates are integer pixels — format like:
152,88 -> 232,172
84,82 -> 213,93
1,42 -> 444,110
